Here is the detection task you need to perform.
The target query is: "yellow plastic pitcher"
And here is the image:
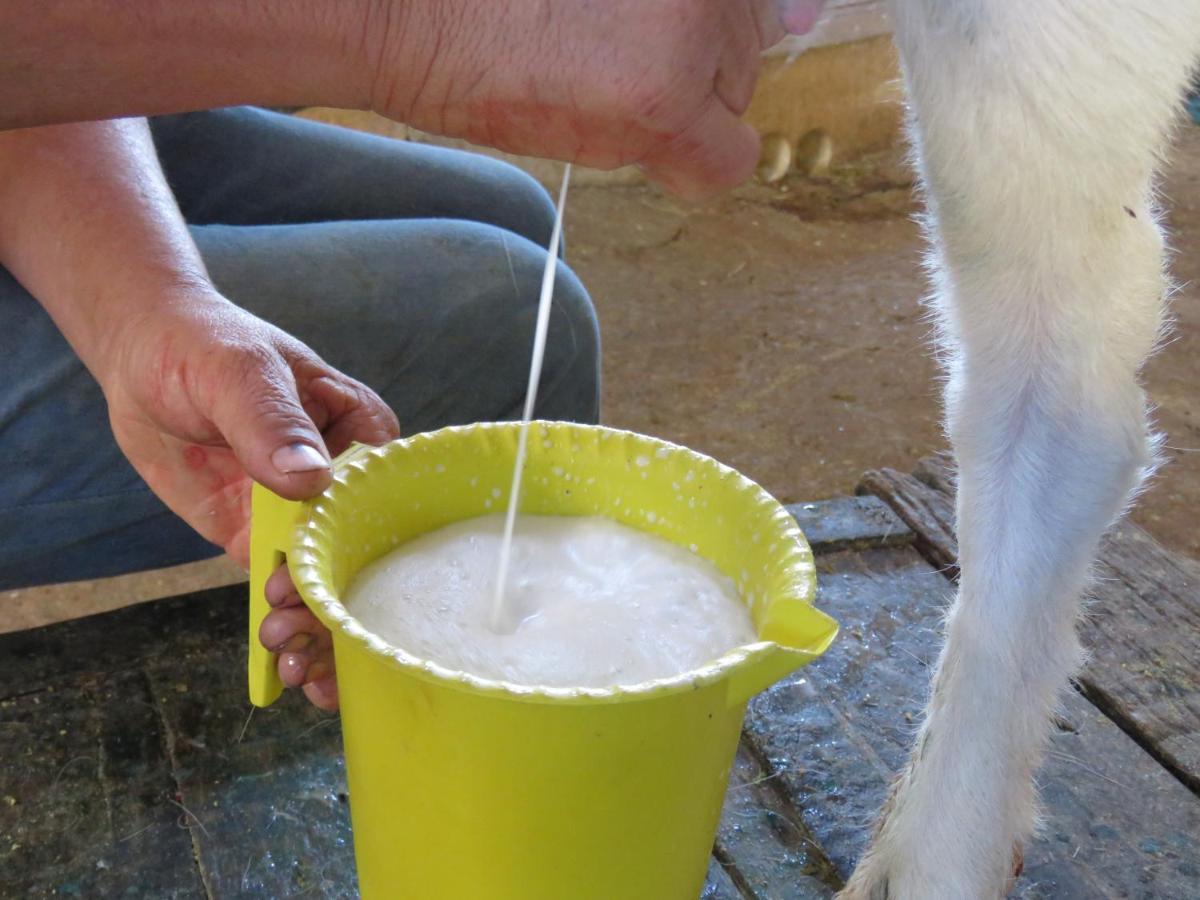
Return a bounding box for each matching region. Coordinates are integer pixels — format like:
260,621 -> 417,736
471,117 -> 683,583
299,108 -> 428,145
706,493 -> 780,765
248,421 -> 837,900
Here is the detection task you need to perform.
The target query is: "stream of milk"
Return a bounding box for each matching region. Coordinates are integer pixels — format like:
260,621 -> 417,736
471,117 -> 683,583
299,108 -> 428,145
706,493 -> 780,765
490,164 -> 572,632
343,164 -> 758,688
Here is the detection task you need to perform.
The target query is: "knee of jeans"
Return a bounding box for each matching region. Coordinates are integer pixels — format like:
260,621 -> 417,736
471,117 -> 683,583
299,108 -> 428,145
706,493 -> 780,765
470,227 -> 600,423
304,217 -> 599,426
476,161 -> 560,249
535,263 -> 601,424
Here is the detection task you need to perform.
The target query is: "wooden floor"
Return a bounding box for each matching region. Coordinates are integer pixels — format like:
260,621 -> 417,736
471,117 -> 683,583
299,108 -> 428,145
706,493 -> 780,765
2,459 -> 1197,898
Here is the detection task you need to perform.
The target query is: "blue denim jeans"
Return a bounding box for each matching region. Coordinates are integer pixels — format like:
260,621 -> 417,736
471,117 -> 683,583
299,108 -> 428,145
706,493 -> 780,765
0,107 -> 600,589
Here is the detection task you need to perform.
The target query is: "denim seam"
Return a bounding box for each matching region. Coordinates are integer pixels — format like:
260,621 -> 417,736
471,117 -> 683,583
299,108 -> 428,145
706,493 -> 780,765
0,484 -> 155,515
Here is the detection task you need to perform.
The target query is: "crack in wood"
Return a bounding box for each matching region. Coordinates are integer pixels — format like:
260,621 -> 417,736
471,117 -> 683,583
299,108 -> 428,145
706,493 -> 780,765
861,456 -> 1200,802
142,668 -> 216,900
1073,679 -> 1200,798
711,842 -> 764,899
740,736 -> 846,891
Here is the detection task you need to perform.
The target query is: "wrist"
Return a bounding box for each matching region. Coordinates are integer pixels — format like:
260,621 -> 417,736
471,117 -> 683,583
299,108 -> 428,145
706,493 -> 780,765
93,280 -> 231,394
362,0 -> 472,124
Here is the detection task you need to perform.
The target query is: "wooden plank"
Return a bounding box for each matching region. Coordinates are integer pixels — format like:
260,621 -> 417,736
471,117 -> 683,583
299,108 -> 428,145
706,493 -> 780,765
0,586 -> 359,896
786,495 -> 913,555
1017,690 -> 1200,897
0,555 -> 245,635
856,468 -> 958,575
0,584 -> 247,700
911,450 -> 956,495
0,670 -> 204,897
702,857 -> 746,900
1081,520 -> 1200,791
139,594 -> 358,897
708,494 -> 910,899
714,744 -> 838,898
867,456 -> 1200,793
745,546 -> 943,877
742,544 -> 1200,896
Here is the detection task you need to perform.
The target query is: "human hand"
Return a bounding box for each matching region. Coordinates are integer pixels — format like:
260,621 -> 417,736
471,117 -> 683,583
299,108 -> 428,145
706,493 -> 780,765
259,562 -> 339,710
98,291 -> 396,711
100,289 -> 399,567
369,0 -> 814,198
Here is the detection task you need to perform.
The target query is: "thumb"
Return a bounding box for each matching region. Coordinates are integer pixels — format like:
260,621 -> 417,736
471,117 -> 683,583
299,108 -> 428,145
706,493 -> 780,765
776,0 -> 826,35
208,351 -> 333,501
639,98 -> 761,200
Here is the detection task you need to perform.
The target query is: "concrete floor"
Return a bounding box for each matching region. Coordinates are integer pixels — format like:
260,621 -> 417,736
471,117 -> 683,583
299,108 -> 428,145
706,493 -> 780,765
7,125 -> 1199,633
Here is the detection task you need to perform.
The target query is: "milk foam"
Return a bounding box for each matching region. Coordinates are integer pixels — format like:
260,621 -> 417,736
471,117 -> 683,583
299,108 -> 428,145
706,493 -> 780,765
344,514 -> 757,688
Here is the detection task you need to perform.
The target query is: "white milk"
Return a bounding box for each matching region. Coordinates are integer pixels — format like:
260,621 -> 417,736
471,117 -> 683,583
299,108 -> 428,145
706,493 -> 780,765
344,514 -> 757,688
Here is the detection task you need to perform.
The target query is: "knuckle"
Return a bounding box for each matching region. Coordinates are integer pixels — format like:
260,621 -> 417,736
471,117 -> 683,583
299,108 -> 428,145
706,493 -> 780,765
225,339 -> 279,377
217,343 -> 304,416
251,396 -> 314,438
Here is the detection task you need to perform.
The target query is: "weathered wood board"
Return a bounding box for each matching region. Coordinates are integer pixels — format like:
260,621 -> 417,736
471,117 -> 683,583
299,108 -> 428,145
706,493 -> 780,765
0,669 -> 203,897
3,486 -> 1198,898
0,586 -> 353,898
786,495 -> 912,556
862,457 -> 1200,794
747,544 -> 1200,897
714,744 -> 837,899
703,858 -> 744,900
856,467 -> 957,575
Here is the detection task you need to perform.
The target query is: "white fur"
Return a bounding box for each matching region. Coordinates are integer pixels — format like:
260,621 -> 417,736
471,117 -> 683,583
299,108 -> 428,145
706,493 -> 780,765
838,2 -> 1200,897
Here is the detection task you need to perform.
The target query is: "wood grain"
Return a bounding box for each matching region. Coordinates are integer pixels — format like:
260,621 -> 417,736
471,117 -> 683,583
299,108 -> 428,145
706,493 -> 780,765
744,545 -> 1200,896
861,456 -> 1200,792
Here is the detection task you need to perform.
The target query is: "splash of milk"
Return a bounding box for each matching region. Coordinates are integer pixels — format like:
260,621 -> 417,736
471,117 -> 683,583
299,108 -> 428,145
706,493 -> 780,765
490,164 -> 572,632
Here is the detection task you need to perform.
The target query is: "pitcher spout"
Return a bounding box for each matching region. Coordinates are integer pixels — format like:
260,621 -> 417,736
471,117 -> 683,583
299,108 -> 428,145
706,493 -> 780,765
725,604 -> 838,707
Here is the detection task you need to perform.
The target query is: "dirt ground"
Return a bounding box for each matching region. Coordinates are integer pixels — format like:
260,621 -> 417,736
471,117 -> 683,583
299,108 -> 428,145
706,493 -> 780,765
6,121 -> 1199,633
570,135 -> 1200,563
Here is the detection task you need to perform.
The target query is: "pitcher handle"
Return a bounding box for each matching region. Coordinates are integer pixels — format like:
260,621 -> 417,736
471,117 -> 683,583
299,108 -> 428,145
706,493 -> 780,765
248,482 -> 304,707
247,442 -> 377,706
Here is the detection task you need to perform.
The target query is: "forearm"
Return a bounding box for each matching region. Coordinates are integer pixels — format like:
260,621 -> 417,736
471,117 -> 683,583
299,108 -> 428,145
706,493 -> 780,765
0,1 -> 377,129
3,1 -> 784,211
0,118 -> 219,381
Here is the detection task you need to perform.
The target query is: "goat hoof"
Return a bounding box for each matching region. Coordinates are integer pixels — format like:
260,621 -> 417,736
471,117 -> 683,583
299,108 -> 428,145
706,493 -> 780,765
756,132 -> 793,184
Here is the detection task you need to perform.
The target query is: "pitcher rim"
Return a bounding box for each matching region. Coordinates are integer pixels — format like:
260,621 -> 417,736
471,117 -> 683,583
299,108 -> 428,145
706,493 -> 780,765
287,421 -> 826,706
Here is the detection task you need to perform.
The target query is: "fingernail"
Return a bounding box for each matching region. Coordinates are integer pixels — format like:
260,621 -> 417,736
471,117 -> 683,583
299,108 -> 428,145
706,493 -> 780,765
777,0 -> 825,35
271,443 -> 329,475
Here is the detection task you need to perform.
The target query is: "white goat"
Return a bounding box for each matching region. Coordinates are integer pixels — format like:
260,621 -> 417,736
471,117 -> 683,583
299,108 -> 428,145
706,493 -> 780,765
830,2 -> 1199,897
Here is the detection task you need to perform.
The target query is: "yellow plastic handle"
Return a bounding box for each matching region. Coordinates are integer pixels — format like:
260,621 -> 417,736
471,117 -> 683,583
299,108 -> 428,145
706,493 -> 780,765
248,482 -> 303,707
247,442 -> 375,707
